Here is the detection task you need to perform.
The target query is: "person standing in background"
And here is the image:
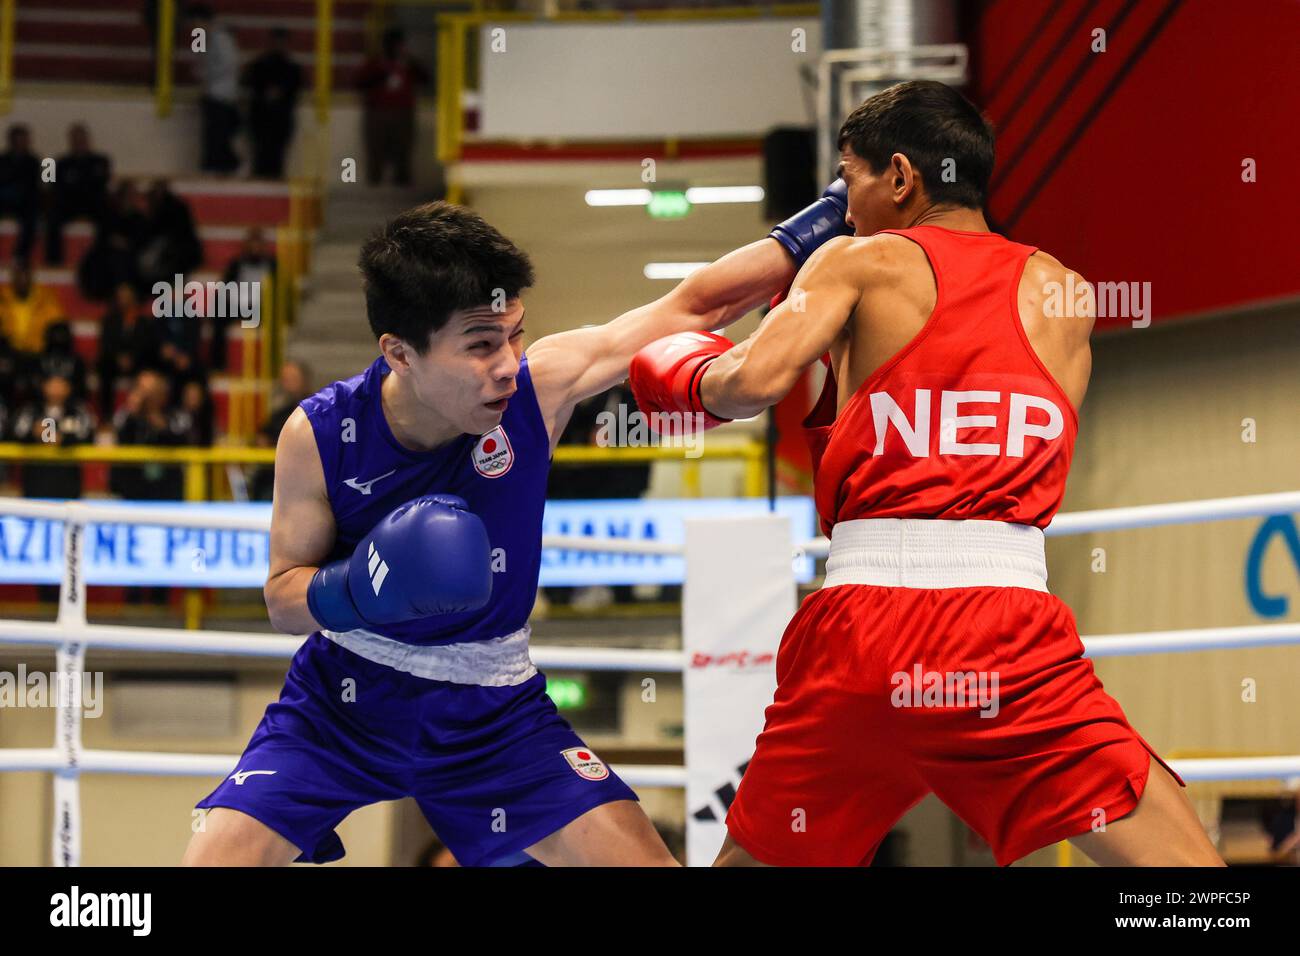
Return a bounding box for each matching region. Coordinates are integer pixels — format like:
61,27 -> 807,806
45,124 -> 112,267
188,4 -> 241,176
355,28 -> 428,186
0,125 -> 41,263
243,28 -> 302,179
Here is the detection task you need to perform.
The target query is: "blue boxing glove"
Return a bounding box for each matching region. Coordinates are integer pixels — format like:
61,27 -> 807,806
306,494 -> 492,632
768,179 -> 853,267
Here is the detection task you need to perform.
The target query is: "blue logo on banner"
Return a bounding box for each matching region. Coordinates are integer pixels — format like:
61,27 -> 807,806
1245,514 -> 1300,618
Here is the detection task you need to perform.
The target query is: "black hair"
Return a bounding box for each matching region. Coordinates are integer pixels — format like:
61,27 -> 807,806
837,80 -> 995,209
358,202 -> 535,354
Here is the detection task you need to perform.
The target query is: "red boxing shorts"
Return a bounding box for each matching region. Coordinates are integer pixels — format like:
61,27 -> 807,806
726,518 -> 1184,867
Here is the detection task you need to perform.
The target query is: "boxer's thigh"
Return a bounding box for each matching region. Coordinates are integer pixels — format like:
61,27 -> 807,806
900,587 -> 1200,865
1068,754 -> 1223,866
190,636 -> 411,865
725,586 -> 930,866
409,674 -> 649,867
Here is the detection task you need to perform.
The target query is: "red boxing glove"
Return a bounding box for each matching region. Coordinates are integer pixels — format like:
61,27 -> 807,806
629,331 -> 733,436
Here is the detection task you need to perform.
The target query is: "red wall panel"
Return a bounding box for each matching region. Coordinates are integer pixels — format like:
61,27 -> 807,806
968,0 -> 1300,329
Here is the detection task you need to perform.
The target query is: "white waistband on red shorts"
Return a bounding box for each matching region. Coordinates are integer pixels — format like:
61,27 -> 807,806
319,624 -> 538,686
821,518 -> 1048,592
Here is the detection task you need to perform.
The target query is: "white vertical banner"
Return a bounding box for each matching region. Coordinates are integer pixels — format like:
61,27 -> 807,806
53,509 -> 87,868
683,515 -> 795,866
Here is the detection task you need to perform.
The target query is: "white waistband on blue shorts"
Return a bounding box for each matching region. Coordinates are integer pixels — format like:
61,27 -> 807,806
821,518 -> 1048,592
319,624 -> 538,687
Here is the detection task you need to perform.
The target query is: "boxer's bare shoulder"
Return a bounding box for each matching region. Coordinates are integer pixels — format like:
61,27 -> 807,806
1016,250 -> 1095,409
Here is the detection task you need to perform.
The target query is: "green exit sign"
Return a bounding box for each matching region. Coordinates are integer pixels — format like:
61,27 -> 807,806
546,677 -> 587,710
648,191 -> 691,219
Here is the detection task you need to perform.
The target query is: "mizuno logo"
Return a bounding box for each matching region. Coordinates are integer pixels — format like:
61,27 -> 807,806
367,542 -> 389,595
229,769 -> 277,786
344,469 -> 396,496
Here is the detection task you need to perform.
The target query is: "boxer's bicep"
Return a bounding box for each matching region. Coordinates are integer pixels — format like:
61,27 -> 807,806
526,293 -> 699,440
702,238 -> 862,416
265,409 -> 337,630
527,238 -> 794,434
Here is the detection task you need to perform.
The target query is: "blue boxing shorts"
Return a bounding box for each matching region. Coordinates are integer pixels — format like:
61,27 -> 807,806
195,627 -> 636,865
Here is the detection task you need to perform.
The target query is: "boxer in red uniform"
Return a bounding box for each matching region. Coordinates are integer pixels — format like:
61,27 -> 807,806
631,81 -> 1223,866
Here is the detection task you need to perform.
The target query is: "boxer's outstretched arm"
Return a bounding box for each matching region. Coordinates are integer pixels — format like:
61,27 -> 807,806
527,237 -> 795,447
263,407 -> 338,634
699,236 -> 863,420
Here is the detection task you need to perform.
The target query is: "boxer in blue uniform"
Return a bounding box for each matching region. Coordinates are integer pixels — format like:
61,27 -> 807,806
182,193 -> 849,866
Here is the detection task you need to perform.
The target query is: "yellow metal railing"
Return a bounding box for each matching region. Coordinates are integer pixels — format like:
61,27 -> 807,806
0,0 -> 13,115
155,0 -> 175,117
0,439 -> 767,501
314,0 -> 334,124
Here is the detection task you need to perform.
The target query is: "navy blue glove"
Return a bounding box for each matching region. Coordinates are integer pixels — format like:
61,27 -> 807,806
307,494 -> 492,632
768,179 -> 853,267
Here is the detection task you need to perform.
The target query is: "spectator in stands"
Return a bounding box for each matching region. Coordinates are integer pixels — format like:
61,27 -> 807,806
0,330 -> 22,411
250,358 -> 311,500
79,179 -> 148,302
138,178 -> 204,292
45,124 -> 112,267
36,321 -> 89,403
0,124 -> 41,264
11,372 -> 95,500
214,226 -> 276,370
356,27 -> 428,186
109,368 -> 186,503
174,379 -> 215,446
159,315 -> 207,400
0,262 -> 65,356
96,283 -> 162,420
188,4 -> 242,176
244,27 -> 302,179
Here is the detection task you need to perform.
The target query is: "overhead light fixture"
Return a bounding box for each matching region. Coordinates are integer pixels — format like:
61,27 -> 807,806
685,186 -> 765,204
644,262 -> 709,280
586,185 -> 764,207
584,189 -> 653,206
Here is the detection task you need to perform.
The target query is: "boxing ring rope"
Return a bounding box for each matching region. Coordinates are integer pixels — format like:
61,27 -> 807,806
1,489 -> 1298,865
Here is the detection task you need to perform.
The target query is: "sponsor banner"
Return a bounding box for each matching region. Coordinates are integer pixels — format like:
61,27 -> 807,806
683,515 -> 795,866
541,496 -> 816,587
0,497 -> 817,588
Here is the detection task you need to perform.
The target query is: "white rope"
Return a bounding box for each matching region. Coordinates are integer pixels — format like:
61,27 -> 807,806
0,748 -> 686,788
1084,622 -> 1300,658
2,618 -> 1295,662
0,620 -> 686,670
2,747 -> 1295,786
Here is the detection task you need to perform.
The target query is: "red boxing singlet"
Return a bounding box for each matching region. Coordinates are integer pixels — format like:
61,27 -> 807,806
804,226 -> 1079,536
